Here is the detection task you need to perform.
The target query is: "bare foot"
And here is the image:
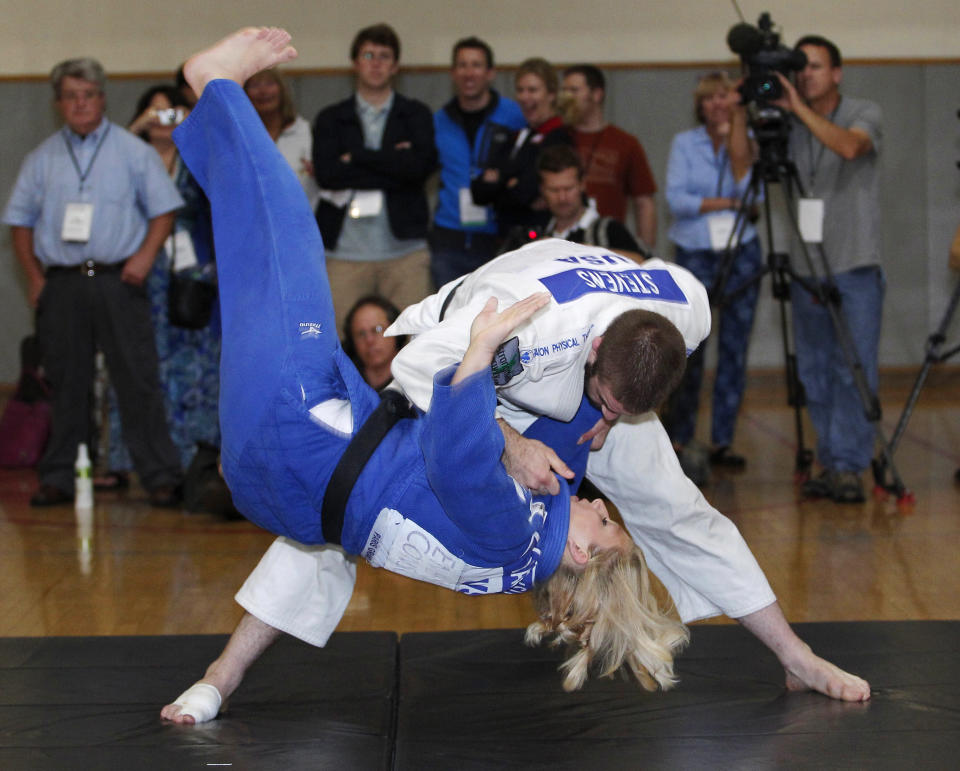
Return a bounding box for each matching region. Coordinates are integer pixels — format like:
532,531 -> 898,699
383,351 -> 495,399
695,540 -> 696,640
784,645 -> 871,702
182,27 -> 297,99
160,660 -> 242,724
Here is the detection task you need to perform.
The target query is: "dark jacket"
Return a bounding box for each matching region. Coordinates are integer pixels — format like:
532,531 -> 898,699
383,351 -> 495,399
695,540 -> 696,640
470,117 -> 572,235
312,93 -> 437,249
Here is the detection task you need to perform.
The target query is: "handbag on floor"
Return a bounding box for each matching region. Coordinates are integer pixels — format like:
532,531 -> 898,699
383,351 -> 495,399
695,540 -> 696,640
0,336 -> 52,468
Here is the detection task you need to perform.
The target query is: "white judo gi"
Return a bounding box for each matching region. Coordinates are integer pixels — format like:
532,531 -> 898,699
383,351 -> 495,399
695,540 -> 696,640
237,239 -> 775,644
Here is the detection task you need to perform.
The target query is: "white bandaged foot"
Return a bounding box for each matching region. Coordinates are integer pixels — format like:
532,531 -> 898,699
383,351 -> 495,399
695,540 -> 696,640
172,682 -> 223,723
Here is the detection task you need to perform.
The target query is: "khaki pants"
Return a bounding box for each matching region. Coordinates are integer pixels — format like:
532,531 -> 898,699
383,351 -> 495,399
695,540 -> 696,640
326,247 -> 432,335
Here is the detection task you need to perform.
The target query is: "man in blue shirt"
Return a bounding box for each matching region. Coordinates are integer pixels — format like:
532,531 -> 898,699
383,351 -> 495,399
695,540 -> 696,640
430,37 -> 525,288
3,57 -> 185,507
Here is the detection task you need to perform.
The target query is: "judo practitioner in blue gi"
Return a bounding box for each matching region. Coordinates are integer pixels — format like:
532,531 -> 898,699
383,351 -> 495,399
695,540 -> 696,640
162,28 -> 688,723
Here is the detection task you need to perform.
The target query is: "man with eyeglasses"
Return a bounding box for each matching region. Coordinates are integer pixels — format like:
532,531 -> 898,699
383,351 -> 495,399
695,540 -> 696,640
312,23 -> 436,333
3,57 -> 184,507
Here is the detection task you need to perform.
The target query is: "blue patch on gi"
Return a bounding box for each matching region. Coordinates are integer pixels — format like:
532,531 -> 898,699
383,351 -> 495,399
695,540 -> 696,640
491,336 -> 523,386
538,268 -> 688,305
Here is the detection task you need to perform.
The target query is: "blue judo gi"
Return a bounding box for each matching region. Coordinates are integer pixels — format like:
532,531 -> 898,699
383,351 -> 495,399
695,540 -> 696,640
174,80 -> 601,595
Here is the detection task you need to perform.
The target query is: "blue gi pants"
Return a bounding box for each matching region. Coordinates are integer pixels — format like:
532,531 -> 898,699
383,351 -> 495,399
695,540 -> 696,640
174,80 -> 380,542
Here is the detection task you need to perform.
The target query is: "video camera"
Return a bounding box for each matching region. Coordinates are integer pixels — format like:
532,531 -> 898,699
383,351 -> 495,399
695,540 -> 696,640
727,12 -> 806,170
727,12 -> 806,107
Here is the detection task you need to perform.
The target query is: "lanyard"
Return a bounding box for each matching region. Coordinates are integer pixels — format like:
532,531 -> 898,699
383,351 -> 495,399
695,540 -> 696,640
713,145 -> 728,197
807,99 -> 841,191
63,124 -> 111,193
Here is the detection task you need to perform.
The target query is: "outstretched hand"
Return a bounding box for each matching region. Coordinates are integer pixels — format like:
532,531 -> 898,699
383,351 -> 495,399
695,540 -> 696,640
452,293 -> 550,384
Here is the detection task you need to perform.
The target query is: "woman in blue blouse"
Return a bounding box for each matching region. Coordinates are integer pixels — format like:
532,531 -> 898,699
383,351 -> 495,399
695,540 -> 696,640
664,72 -> 761,472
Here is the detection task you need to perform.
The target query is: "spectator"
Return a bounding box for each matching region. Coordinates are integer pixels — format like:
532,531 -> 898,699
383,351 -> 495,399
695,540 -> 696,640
97,85 -> 221,487
341,295 -> 407,392
532,143 -> 647,261
562,64 -> 657,248
430,36 -> 526,288
2,57 -> 183,507
775,35 -> 884,504
470,58 -> 572,237
313,23 -> 435,332
244,69 -> 319,209
663,72 -> 760,475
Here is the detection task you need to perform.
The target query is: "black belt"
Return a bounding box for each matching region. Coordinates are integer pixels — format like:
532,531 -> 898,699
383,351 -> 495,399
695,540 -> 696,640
321,389 -> 416,545
46,259 -> 124,277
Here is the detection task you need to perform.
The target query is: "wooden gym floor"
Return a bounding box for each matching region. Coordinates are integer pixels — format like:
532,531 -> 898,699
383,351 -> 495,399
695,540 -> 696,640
1,369 -> 958,641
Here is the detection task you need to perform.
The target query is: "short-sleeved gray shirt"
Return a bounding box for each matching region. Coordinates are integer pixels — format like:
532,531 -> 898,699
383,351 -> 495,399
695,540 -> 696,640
788,95 -> 883,275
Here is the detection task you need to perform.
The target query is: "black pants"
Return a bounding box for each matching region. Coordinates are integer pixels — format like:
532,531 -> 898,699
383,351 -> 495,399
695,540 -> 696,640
36,269 -> 182,492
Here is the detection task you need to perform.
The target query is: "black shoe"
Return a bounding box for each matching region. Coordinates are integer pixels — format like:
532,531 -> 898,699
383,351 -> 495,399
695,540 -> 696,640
677,443 -> 710,487
831,471 -> 865,504
148,485 -> 183,508
709,446 -> 746,469
30,484 -> 72,507
801,470 -> 836,499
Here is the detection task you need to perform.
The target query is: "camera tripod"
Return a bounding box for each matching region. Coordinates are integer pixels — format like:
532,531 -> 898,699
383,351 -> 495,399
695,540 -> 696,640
871,274 -> 960,498
710,134 -> 908,501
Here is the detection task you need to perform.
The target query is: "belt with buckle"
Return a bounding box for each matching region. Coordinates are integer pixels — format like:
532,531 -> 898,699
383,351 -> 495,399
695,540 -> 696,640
46,259 -> 125,277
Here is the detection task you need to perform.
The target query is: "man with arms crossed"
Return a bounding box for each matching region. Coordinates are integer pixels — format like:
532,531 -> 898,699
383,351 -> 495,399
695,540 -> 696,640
312,23 -> 436,331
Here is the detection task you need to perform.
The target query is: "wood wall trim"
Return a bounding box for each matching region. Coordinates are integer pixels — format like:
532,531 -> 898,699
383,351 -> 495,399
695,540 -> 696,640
3,57 -> 959,83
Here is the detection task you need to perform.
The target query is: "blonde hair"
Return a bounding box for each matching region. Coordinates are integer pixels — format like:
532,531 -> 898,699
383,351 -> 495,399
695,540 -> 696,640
243,69 -> 297,130
526,545 -> 689,692
694,71 -> 734,124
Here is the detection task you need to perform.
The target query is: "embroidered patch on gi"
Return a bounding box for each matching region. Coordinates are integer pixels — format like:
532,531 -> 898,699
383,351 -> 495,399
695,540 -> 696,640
538,267 -> 688,305
299,322 -> 323,338
490,336 -> 523,386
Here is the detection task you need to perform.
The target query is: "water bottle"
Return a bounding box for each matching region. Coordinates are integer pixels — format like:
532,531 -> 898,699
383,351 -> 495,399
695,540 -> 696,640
75,443 -> 94,509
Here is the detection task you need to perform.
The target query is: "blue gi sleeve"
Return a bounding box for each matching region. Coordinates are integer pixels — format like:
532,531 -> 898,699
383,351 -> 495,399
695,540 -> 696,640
419,364 -> 540,548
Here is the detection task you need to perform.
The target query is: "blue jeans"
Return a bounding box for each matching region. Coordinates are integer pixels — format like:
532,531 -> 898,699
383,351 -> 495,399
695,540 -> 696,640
790,265 -> 885,472
667,239 -> 762,448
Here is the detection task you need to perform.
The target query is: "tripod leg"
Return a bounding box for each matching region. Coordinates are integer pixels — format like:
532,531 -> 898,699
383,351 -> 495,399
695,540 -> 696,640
872,276 -> 960,497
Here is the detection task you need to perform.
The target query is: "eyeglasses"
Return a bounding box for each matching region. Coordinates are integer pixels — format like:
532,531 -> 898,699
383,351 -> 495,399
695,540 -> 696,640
360,51 -> 394,63
354,324 -> 386,341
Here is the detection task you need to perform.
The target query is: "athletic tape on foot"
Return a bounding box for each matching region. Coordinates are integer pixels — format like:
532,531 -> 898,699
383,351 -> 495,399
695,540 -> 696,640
172,682 -> 222,723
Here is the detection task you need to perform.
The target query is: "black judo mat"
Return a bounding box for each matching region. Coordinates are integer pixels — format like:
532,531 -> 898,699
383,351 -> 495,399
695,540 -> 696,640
0,632 -> 398,770
395,622 -> 960,771
1,623 -> 957,770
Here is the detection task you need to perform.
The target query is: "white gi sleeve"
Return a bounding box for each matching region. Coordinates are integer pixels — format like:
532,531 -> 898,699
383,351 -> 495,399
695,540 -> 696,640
584,413 -> 777,623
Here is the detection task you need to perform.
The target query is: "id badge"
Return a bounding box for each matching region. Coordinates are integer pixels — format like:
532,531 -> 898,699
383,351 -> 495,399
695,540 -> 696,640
164,229 -> 199,271
798,198 -> 824,243
459,187 -> 487,226
349,190 -> 384,218
707,211 -> 738,251
62,202 -> 94,242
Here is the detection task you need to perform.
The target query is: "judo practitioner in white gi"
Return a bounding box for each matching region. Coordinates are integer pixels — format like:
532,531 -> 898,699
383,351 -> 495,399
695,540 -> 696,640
162,28 -> 869,725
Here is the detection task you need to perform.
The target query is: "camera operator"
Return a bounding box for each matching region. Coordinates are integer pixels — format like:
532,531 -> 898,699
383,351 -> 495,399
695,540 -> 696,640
773,35 -> 883,504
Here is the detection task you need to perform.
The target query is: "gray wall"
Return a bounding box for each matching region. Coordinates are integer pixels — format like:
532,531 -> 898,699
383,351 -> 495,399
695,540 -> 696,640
2,63 -> 959,382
